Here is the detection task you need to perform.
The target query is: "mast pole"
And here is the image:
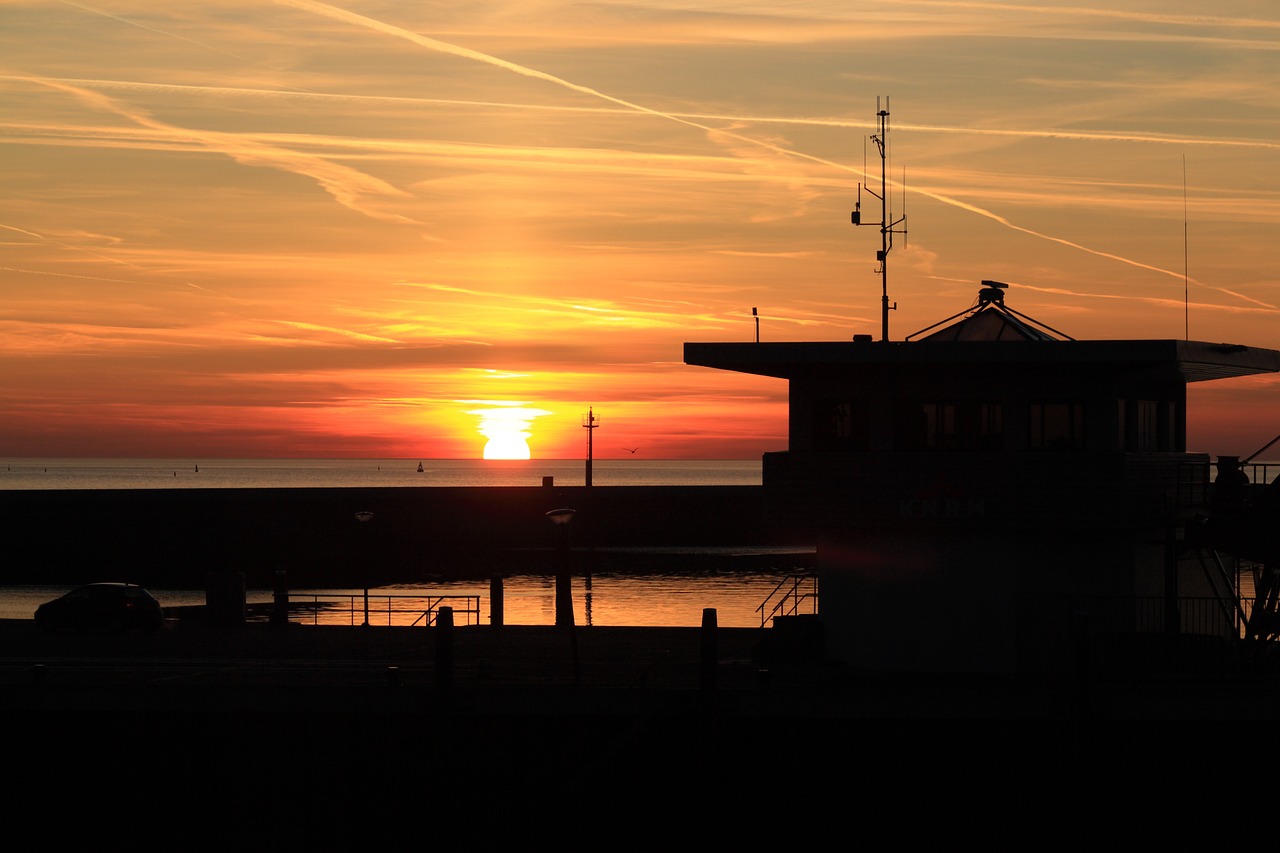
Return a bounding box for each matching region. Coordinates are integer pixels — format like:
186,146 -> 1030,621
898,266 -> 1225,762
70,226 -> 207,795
879,103 -> 891,342
583,407 -> 599,487
853,97 -> 906,342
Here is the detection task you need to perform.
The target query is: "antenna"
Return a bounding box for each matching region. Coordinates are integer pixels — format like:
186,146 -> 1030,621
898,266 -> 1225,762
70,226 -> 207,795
1183,155 -> 1189,340
582,406 -> 599,487
852,96 -> 908,341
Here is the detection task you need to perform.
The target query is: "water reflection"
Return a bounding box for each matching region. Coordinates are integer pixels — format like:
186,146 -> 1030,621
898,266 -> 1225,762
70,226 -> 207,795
3,571 -> 813,628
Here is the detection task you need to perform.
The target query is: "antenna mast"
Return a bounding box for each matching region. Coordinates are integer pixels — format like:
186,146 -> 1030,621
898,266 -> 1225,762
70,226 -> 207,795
582,406 -> 599,487
852,97 -> 908,341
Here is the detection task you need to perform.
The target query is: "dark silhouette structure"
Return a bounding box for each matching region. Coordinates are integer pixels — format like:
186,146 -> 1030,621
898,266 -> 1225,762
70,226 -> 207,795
687,281 -> 1280,673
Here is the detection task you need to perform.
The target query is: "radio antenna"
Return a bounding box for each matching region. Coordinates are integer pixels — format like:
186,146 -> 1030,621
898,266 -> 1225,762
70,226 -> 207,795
852,97 -> 908,341
1183,155 -> 1189,340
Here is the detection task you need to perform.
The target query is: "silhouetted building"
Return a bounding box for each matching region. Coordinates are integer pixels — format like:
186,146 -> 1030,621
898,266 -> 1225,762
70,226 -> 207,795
686,282 -> 1280,673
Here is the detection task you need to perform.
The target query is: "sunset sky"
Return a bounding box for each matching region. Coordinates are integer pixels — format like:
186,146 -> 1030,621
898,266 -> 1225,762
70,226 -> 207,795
2,1 -> 1278,460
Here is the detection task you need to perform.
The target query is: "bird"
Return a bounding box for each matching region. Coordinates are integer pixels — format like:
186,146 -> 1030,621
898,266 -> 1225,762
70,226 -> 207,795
624,447 -> 639,454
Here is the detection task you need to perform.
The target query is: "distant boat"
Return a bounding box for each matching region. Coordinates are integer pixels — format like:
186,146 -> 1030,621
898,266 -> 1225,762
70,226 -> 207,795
417,461 -> 424,472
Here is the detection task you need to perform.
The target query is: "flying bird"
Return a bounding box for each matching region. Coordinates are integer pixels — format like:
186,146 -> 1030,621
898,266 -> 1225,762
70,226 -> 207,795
624,447 -> 639,454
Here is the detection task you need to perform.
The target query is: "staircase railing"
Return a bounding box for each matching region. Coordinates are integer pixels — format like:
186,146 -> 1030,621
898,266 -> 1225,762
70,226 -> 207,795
756,572 -> 819,628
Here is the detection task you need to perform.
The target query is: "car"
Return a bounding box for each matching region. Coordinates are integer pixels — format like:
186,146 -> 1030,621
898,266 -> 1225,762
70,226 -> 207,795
34,583 -> 164,633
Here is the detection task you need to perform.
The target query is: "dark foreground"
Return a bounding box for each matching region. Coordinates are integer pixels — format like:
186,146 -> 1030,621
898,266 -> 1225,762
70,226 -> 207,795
5,612 -> 1280,834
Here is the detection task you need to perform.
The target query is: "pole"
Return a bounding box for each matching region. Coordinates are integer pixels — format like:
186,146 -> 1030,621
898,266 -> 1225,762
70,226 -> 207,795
555,522 -> 574,628
546,508 -> 576,628
490,573 -> 504,628
879,106 -> 890,342
435,606 -> 454,687
354,511 -> 374,626
583,407 -> 599,487
853,97 -> 905,342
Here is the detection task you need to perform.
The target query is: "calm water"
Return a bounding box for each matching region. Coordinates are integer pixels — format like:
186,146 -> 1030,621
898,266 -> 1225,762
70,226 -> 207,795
0,457 -> 761,490
4,569 -> 817,628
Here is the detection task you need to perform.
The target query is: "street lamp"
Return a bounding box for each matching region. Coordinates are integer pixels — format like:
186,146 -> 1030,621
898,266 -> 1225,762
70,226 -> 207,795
354,511 -> 374,626
545,507 -> 576,627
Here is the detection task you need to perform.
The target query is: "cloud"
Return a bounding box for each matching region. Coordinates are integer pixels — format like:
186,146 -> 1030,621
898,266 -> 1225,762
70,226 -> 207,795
12,76 -> 419,225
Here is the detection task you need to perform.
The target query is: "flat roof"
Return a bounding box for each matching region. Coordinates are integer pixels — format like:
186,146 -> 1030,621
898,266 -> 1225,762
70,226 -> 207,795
684,339 -> 1280,383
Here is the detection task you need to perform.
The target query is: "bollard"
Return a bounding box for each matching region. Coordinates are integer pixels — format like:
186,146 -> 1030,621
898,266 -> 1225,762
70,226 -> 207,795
271,570 -> 288,626
386,666 -> 401,687
700,607 -> 718,690
435,606 -> 454,688
490,574 -> 504,628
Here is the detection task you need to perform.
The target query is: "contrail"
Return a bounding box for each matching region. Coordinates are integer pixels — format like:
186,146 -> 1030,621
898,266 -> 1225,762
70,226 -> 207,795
1011,280 -> 1278,316
1,221 -> 152,272
0,265 -> 152,286
273,0 -> 745,141
275,0 -> 1270,307
17,76 -> 419,226
901,0 -> 1280,31
54,0 -> 244,58
2,225 -> 237,297
10,75 -> 1276,154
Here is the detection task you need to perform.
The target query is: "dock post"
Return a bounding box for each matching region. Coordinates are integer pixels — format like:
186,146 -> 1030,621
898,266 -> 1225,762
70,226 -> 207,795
490,573 -> 504,628
701,608 -> 718,690
271,570 -> 288,626
435,606 -> 454,688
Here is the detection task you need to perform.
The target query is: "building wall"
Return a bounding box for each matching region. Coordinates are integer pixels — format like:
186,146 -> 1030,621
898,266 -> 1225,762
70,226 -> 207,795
765,449 -> 1215,673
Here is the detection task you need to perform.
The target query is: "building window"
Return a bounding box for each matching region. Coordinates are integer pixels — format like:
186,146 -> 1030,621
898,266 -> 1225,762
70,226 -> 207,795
812,400 -> 869,451
1135,400 -> 1159,451
1030,401 -> 1085,449
893,401 -> 1003,451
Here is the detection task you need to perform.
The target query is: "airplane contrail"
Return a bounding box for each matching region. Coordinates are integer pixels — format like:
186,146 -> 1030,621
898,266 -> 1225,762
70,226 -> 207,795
902,0 -> 1280,31
17,75 -> 420,226
274,0 -> 1271,308
7,75 -> 1277,152
54,0 -> 245,58
1,221 -> 153,272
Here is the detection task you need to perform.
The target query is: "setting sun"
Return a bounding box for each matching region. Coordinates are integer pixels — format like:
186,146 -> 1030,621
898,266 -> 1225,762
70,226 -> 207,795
468,403 -> 549,460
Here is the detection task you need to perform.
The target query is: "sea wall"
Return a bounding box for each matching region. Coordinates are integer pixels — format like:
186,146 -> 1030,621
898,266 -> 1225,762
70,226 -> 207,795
0,485 -> 805,588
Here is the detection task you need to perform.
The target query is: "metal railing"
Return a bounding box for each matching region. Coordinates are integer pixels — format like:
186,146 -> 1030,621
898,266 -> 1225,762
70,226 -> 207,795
756,572 -> 819,628
1243,461 -> 1279,486
286,593 -> 482,627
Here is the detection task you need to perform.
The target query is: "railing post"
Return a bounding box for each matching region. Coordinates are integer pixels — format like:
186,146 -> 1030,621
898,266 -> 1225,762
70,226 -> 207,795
271,570 -> 288,627
435,606 -> 454,688
701,608 -> 718,690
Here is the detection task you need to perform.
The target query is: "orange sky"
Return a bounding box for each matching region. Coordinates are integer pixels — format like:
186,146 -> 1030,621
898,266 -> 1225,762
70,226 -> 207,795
2,1 -> 1278,460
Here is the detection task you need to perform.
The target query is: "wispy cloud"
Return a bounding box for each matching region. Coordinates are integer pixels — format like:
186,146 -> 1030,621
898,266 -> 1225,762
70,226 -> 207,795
11,76 -> 418,225
272,0 -> 1265,300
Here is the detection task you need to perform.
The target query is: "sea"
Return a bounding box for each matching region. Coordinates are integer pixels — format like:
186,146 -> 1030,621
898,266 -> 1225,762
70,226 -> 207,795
0,457 -> 815,628
0,457 -> 761,490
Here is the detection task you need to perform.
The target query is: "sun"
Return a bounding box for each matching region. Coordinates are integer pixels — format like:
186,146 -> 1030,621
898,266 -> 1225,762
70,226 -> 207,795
467,402 -> 548,460
483,432 -> 531,460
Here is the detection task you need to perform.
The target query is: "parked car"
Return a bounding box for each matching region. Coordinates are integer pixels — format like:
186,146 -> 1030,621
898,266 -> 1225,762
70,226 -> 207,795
34,583 -> 164,633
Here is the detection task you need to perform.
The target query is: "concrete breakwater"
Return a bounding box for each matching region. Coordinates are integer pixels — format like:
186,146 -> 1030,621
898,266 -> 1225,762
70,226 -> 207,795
1,484 -> 810,589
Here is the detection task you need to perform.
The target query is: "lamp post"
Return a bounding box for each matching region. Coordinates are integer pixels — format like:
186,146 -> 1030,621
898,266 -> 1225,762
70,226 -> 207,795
545,507 -> 576,627
354,510 -> 374,626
